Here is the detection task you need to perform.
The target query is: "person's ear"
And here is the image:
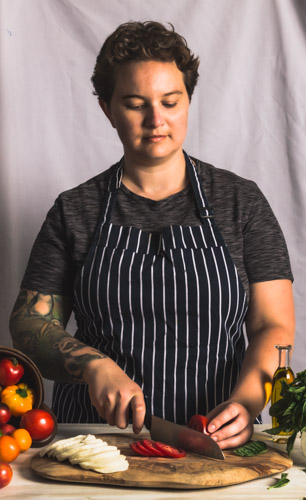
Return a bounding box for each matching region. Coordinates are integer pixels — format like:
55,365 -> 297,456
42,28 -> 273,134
99,99 -> 116,128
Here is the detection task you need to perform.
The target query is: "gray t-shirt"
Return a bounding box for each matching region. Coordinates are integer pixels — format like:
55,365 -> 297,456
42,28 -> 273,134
21,157 -> 293,300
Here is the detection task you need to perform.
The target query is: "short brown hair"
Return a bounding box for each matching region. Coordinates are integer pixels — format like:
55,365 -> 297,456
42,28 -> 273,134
91,21 -> 199,104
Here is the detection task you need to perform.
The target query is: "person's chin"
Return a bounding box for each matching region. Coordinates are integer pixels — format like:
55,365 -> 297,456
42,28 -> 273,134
140,138 -> 173,156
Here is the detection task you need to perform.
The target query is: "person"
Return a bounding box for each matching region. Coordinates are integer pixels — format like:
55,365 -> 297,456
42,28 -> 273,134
9,21 -> 295,450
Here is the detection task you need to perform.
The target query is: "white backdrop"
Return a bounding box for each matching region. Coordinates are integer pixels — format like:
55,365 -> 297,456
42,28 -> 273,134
1,0 -> 305,422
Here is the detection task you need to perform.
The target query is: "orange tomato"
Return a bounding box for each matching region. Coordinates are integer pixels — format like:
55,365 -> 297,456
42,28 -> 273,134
11,429 -> 32,452
0,435 -> 20,463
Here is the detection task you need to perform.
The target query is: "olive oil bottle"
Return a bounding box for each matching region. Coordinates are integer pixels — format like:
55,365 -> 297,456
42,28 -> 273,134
271,344 -> 294,434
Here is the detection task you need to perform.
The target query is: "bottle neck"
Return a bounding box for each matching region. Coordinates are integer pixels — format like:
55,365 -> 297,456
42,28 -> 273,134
277,346 -> 291,368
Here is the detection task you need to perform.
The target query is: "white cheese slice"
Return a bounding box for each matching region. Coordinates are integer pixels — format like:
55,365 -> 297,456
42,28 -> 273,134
40,435 -> 85,457
80,458 -> 129,473
70,449 -> 121,466
39,434 -> 129,474
68,446 -> 118,462
55,441 -> 111,461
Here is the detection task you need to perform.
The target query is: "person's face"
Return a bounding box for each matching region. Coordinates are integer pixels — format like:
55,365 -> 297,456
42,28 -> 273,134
100,60 -> 190,165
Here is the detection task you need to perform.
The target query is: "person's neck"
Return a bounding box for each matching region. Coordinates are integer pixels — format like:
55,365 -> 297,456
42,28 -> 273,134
121,150 -> 188,201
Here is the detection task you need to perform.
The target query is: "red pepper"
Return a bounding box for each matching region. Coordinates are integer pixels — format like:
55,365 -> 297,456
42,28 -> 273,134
0,358 -> 24,386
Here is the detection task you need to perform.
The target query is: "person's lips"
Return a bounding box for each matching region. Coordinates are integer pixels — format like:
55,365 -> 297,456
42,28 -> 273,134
143,135 -> 168,142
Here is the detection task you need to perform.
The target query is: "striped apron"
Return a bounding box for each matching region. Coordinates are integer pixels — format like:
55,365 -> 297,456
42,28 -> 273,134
52,153 -> 248,424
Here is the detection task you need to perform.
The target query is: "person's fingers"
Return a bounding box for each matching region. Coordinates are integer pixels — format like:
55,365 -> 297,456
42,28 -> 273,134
205,401 -> 254,449
213,424 -> 253,450
130,394 -> 146,434
209,413 -> 252,444
103,393 -> 118,426
115,393 -> 132,429
95,388 -> 145,431
210,417 -> 244,442
206,402 -> 241,433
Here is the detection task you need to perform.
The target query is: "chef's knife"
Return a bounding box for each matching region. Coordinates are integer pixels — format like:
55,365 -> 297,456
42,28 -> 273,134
144,412 -> 225,460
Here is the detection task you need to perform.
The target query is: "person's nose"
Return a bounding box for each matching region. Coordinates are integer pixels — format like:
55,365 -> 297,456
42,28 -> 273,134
143,105 -> 165,129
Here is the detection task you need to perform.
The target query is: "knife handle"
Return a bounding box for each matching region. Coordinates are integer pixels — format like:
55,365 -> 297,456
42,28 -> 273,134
143,395 -> 151,430
144,411 -> 151,430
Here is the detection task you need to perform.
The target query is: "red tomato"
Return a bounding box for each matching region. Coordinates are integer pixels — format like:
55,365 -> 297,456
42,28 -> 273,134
141,439 -> 165,456
188,414 -> 209,434
0,404 -> 11,426
154,442 -> 186,458
130,441 -> 150,456
0,357 -> 24,386
131,439 -> 186,458
0,462 -> 13,488
0,424 -> 15,436
20,409 -> 55,441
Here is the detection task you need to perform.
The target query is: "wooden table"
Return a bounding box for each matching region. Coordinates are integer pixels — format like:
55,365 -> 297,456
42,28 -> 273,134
4,424 -> 306,499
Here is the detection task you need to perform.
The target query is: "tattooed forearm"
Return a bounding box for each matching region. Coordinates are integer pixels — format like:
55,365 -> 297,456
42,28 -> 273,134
9,289 -> 107,383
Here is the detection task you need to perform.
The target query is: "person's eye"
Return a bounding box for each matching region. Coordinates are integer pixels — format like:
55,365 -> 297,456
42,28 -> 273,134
162,102 -> 177,108
126,102 -> 145,110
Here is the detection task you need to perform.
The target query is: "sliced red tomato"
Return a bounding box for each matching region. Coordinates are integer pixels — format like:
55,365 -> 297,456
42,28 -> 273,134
130,441 -> 151,456
154,442 -> 186,458
130,439 -> 186,458
140,439 -> 164,456
188,414 -> 209,434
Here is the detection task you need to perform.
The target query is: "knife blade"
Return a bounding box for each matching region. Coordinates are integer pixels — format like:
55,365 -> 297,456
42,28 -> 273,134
144,413 -> 225,460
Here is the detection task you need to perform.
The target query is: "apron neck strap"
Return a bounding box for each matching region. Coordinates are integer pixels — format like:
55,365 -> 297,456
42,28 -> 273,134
184,152 -> 214,221
105,153 -> 214,223
108,158 -> 123,192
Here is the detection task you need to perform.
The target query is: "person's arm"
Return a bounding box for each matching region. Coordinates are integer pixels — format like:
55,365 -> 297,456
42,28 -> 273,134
206,279 -> 295,449
9,289 -> 145,432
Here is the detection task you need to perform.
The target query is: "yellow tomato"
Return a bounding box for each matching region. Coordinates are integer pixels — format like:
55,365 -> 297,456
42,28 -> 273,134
11,428 -> 32,452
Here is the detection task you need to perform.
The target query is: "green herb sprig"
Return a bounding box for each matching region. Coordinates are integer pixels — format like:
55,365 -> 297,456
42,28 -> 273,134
268,472 -> 290,489
264,369 -> 306,455
233,440 -> 267,457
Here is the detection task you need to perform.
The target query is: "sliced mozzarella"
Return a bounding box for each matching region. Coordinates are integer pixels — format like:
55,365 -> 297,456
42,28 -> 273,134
78,456 -> 124,470
68,446 -> 118,462
40,434 -> 99,458
72,450 -> 121,467
55,440 -> 112,461
52,441 -> 91,461
39,433 -> 129,474
79,457 -> 129,473
68,442 -> 110,454
86,461 -> 129,473
60,442 -> 109,459
39,435 -> 84,457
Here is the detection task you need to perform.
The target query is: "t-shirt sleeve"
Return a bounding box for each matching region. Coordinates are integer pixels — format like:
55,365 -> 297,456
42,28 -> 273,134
21,197 -> 75,296
243,184 -> 293,284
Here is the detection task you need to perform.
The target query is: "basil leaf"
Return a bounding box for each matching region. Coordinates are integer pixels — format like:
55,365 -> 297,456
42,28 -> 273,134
268,473 -> 290,489
233,441 -> 267,457
287,430 -> 298,456
264,426 -> 282,435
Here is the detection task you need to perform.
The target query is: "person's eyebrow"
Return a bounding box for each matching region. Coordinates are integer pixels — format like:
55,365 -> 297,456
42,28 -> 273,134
122,91 -> 184,99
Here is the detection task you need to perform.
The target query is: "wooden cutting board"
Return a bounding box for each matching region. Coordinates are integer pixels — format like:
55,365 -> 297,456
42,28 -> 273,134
31,432 -> 292,489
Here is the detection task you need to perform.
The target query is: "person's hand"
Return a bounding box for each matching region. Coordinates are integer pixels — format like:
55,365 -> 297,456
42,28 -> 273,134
83,357 -> 145,434
205,401 -> 253,449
